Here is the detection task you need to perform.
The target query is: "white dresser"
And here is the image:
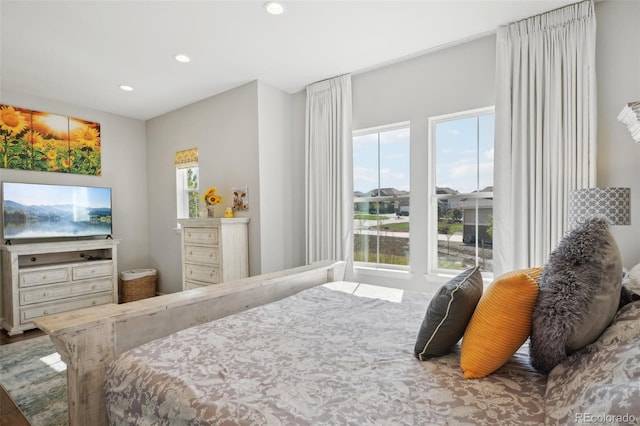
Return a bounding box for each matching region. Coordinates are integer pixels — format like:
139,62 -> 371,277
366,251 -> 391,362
178,218 -> 249,290
1,239 -> 119,335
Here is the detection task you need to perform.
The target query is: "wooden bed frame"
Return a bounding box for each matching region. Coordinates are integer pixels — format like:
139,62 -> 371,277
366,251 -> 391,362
34,260 -> 346,426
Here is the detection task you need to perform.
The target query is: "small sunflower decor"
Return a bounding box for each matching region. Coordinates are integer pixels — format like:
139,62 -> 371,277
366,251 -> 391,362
202,187 -> 222,217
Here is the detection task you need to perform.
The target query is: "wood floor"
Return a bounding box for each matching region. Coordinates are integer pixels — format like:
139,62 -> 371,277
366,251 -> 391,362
0,328 -> 47,426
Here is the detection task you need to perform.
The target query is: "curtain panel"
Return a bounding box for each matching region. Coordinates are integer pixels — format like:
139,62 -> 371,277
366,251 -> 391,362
305,74 -> 354,276
493,0 -> 597,276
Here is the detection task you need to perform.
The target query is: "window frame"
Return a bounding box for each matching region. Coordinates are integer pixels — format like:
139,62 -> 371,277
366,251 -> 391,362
427,106 -> 495,278
353,121 -> 411,271
176,165 -> 200,220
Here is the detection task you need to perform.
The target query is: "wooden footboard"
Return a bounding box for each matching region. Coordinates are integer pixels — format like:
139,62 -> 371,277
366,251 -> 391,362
34,260 -> 346,426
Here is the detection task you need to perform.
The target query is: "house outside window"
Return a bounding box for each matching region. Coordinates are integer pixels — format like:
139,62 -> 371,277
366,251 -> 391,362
353,123 -> 410,268
175,147 -> 200,219
429,107 -> 494,274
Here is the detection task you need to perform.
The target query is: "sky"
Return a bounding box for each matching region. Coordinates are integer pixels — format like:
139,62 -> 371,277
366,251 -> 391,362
353,113 -> 494,195
3,182 -> 111,207
353,127 -> 410,193
435,113 -> 494,193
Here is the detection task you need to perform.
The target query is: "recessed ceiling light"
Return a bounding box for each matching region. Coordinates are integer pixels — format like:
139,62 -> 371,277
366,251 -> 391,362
174,53 -> 191,63
264,1 -> 284,15
119,84 -> 134,92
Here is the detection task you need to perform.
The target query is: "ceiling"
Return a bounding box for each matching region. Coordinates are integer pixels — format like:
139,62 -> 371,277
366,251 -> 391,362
1,0 -> 577,121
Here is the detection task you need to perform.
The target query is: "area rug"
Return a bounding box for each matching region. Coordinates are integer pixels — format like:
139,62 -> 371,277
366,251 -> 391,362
0,335 -> 67,426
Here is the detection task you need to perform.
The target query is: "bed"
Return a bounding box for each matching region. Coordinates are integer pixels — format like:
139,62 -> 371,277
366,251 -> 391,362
103,282 -> 547,425
35,260 -> 640,425
35,261 -> 346,425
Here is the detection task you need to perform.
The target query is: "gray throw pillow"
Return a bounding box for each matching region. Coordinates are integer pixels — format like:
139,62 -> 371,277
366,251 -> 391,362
530,217 -> 622,373
414,266 -> 483,360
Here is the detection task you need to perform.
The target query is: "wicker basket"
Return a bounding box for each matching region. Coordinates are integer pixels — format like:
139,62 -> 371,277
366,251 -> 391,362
119,269 -> 157,303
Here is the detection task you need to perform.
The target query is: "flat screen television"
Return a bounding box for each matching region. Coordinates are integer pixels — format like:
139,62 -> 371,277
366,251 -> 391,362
2,182 -> 112,241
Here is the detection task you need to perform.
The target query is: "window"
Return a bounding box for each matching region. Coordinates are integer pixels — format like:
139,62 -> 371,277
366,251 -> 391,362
175,147 -> 200,219
430,107 -> 494,274
353,123 -> 410,268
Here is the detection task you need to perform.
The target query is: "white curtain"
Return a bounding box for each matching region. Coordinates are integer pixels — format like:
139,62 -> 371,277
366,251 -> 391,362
305,74 -> 353,276
494,0 -> 597,276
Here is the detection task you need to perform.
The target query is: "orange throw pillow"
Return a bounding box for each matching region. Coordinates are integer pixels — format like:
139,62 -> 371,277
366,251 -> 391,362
460,267 -> 541,379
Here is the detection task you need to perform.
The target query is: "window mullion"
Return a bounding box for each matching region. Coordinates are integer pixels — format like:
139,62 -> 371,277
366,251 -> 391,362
376,131 -> 381,264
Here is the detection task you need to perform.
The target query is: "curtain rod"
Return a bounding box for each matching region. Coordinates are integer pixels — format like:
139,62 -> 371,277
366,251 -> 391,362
514,0 -> 593,24
308,73 -> 351,87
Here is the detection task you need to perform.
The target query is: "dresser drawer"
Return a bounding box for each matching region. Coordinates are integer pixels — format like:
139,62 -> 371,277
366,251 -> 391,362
184,245 -> 219,265
20,267 -> 69,288
20,292 -> 113,324
184,227 -> 219,245
185,263 -> 220,284
72,262 -> 113,280
184,281 -> 208,290
20,278 -> 114,306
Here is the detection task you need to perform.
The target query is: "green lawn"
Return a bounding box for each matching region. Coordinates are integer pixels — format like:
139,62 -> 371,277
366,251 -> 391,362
380,222 -> 409,230
354,214 -> 389,221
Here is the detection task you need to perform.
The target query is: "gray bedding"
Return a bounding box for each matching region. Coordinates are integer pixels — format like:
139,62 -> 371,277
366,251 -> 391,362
104,282 -> 548,425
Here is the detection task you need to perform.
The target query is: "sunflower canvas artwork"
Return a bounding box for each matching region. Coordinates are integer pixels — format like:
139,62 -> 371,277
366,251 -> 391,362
0,104 -> 101,175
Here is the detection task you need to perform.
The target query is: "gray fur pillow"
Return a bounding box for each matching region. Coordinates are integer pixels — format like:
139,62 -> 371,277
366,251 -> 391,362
530,217 -> 622,373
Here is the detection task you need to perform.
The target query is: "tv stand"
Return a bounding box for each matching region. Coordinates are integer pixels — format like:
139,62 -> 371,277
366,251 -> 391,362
0,239 -> 119,335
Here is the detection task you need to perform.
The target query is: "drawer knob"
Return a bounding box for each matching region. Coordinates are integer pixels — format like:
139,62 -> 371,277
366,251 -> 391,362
43,310 -> 49,315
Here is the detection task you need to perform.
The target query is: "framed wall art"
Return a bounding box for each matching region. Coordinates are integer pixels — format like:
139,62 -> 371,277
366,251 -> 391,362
0,104 -> 101,175
232,186 -> 249,210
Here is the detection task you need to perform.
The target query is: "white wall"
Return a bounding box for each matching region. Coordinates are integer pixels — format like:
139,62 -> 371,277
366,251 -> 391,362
342,1 -> 640,291
146,80 -> 305,290
1,79 -> 303,298
3,1 -> 634,299
291,91 -> 307,267
146,81 -> 262,293
257,81 -> 301,273
349,35 -> 497,291
0,90 -> 150,273
595,0 -> 640,268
